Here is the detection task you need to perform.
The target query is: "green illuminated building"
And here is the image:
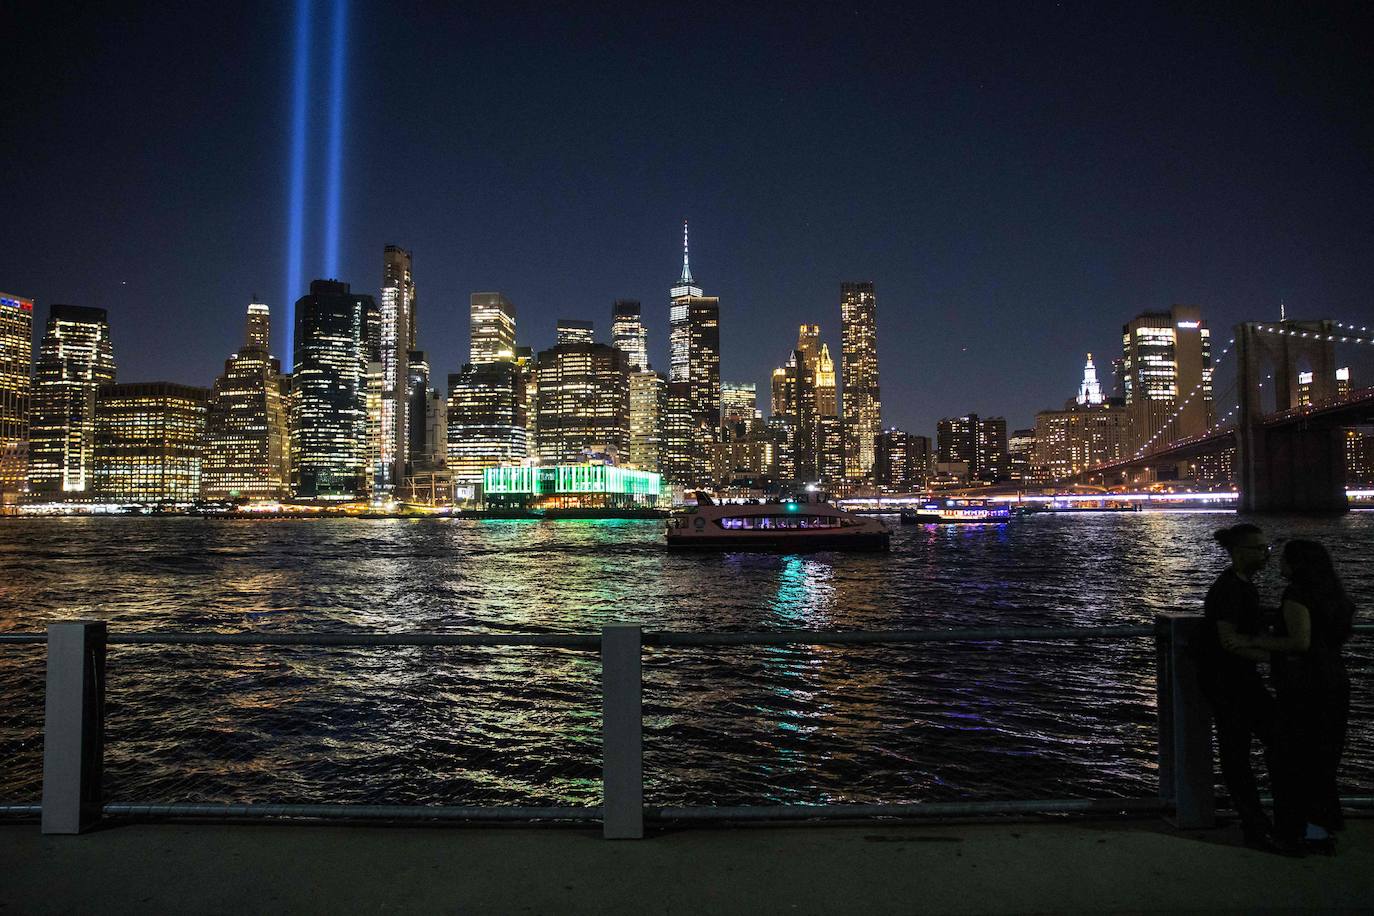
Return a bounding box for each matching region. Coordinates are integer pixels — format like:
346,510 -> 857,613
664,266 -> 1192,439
483,463 -> 662,509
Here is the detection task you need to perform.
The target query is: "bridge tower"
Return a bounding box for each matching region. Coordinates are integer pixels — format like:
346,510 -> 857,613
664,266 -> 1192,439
1235,320 -> 1347,513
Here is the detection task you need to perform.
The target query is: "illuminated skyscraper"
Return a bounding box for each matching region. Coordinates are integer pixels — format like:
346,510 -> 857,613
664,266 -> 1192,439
840,281 -> 881,484
629,370 -> 665,472
378,245 -> 415,492
666,222 -> 720,486
1120,305 -> 1211,454
556,319 -> 595,345
95,382 -> 207,504
660,382 -> 695,486
28,304 -> 116,498
446,361 -> 528,487
937,414 -> 1008,482
384,244 -> 418,350
470,292 -> 516,363
721,382 -> 759,433
535,341 -> 630,465
611,299 -> 649,371
875,428 -> 932,492
814,343 -> 843,483
202,302 -> 290,501
0,292 -> 33,497
290,280 -> 379,499
1076,353 -> 1104,406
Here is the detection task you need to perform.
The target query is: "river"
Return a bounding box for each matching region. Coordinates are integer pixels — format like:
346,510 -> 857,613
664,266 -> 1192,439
1,511 -> 1369,808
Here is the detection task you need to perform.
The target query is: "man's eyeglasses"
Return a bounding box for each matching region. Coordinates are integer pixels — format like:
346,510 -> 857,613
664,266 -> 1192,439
1239,543 -> 1271,553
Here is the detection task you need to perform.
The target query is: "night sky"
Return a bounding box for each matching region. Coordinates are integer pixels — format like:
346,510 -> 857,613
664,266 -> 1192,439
4,1 -> 1372,437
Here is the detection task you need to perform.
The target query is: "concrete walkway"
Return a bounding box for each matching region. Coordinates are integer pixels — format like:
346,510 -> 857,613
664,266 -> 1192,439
3,817 -> 1370,914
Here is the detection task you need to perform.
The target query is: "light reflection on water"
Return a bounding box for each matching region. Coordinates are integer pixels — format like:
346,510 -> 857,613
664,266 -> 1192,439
0,512 -> 1370,807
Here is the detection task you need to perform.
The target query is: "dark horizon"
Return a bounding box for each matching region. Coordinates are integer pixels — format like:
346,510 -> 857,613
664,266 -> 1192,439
4,1 -> 1372,437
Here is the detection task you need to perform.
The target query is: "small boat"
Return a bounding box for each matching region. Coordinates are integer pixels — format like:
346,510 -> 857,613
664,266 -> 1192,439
666,493 -> 890,551
900,498 -> 1013,524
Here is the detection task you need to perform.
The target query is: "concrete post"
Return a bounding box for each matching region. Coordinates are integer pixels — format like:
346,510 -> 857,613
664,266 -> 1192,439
601,624 -> 644,839
41,621 -> 107,834
1154,613 -> 1214,829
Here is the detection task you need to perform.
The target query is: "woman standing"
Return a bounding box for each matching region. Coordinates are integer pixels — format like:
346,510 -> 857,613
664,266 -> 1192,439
1226,539 -> 1356,854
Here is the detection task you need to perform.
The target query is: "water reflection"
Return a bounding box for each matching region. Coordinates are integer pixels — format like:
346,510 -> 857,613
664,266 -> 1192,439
0,513 -> 1369,808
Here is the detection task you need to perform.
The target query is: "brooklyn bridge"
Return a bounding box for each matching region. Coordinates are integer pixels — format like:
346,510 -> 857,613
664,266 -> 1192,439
1081,318 -> 1374,513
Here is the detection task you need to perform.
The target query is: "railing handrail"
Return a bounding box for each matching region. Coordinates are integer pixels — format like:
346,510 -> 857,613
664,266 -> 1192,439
3,621 -> 1372,649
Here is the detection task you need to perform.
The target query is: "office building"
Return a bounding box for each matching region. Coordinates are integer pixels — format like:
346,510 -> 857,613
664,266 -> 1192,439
95,382 -> 207,504
290,280 -> 379,499
666,222 -> 720,486
1033,403 -> 1127,481
535,341 -> 630,465
840,281 -> 881,484
611,299 -> 649,371
378,245 -> 415,493
1120,305 -> 1211,454
721,381 -> 759,436
556,319 -> 595,345
446,360 -> 528,486
660,381 -> 695,487
202,302 -> 291,501
470,292 -> 516,363
937,414 -> 1008,482
1007,428 -> 1046,484
875,428 -> 932,492
629,370 -> 665,472
0,293 -> 33,498
28,304 -> 117,498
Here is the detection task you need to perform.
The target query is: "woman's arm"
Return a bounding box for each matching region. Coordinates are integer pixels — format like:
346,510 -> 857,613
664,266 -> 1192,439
1216,620 -> 1271,662
1227,600 -> 1312,654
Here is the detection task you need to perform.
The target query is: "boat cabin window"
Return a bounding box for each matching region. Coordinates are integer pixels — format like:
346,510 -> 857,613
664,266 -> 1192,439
716,515 -> 847,530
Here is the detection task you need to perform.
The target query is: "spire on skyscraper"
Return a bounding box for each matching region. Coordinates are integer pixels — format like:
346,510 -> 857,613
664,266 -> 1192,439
680,219 -> 693,285
1077,353 -> 1104,406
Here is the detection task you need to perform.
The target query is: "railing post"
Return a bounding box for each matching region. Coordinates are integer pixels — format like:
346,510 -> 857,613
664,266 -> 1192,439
42,620 -> 107,834
601,623 -> 643,839
1154,613 -> 1214,828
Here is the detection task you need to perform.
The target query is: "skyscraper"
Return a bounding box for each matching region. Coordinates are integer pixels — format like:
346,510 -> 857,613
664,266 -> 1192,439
28,304 -> 116,498
666,222 -> 720,486
1120,305 -> 1211,454
446,361 -> 528,486
815,343 -> 843,483
556,319 -> 595,345
629,370 -> 665,472
875,428 -> 932,492
378,246 -> 415,493
611,299 -> 649,371
95,382 -> 207,504
535,341 -> 630,465
202,302 -> 291,501
290,280 -> 379,499
470,292 -> 516,364
937,414 -> 1009,482
0,292 -> 33,498
1077,353 -> 1104,406
840,281 -> 881,485
720,382 -> 759,433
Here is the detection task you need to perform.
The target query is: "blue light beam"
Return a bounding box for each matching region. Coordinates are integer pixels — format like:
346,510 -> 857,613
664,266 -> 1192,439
284,0 -> 312,365
323,0 -> 348,278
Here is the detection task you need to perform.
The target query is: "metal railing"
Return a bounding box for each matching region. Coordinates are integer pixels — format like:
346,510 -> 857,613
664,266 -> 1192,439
2,618 -> 1370,838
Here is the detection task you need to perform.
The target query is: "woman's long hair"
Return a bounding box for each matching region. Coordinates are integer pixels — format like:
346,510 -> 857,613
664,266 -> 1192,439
1283,539 -> 1357,643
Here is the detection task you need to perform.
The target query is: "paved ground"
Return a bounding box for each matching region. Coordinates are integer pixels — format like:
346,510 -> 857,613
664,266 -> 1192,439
3,816 -> 1370,914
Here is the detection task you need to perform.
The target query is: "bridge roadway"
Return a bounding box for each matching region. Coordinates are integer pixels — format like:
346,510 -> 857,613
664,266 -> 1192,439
4,816 -> 1370,913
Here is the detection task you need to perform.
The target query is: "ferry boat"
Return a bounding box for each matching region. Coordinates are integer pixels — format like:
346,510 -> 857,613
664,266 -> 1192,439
666,494 -> 890,551
900,498 -> 1013,525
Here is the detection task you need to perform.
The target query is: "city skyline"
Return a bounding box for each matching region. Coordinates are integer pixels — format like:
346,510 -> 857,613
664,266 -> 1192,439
5,4 -> 1372,438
